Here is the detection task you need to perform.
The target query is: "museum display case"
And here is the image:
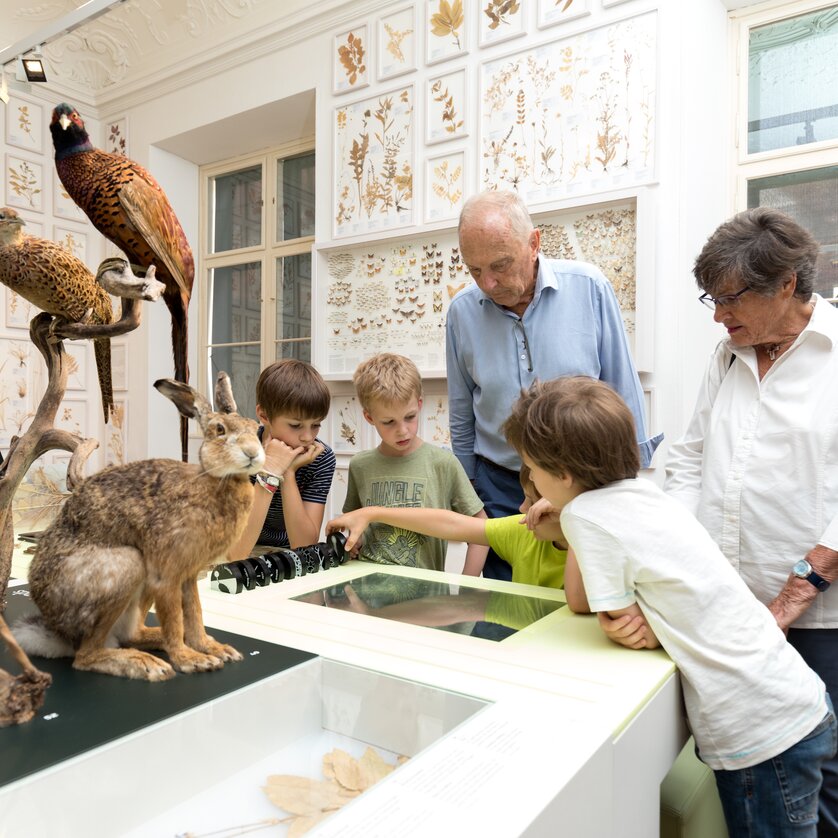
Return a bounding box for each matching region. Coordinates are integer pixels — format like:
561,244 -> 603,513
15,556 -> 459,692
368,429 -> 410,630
2,543 -> 685,837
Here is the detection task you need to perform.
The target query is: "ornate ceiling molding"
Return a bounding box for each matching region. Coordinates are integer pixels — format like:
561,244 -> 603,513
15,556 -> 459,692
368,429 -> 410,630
7,0 -> 387,116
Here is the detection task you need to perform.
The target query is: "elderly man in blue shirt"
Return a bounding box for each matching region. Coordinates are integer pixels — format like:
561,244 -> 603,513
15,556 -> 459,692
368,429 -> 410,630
447,189 -> 661,581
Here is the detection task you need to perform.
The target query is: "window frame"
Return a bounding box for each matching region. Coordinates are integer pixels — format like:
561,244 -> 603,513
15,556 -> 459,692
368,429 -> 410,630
198,137 -> 315,398
731,0 -> 838,208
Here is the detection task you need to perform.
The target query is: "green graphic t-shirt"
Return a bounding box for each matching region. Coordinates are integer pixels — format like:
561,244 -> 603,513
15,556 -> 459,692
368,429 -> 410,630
343,442 -> 484,570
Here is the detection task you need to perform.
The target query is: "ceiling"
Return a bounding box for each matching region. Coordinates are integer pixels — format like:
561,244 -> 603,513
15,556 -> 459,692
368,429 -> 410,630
0,0 -> 339,107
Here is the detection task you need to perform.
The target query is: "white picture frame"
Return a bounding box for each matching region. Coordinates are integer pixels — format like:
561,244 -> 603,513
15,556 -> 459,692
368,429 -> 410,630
56,399 -> 88,437
53,224 -> 88,265
331,395 -> 367,455
480,11 -> 657,203
111,343 -> 128,391
54,176 -> 87,221
333,84 -> 415,239
426,0 -> 469,66
333,24 -> 370,95
478,0 -> 526,48
5,154 -> 44,213
5,95 -> 44,153
424,150 -> 466,223
105,400 -> 128,466
64,342 -> 89,392
4,289 -> 36,330
426,67 -> 468,144
377,5 -> 417,81
537,0 -> 591,29
104,116 -> 129,156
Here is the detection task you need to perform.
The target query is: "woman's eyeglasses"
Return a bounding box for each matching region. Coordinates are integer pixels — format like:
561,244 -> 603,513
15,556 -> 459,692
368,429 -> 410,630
698,287 -> 752,309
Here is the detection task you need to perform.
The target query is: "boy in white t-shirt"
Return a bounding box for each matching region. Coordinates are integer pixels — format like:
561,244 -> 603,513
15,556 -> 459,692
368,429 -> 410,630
507,376 -> 836,837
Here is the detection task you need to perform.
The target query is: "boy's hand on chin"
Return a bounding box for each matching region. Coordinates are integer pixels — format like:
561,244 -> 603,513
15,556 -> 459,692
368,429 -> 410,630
289,441 -> 325,472
262,429 -> 304,476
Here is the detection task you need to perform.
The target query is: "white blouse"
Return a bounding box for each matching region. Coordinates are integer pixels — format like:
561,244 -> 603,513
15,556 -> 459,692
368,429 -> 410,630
665,295 -> 838,629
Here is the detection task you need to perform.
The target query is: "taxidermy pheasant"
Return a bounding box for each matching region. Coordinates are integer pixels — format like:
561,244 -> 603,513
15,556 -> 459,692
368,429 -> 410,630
0,207 -> 114,421
50,103 -> 193,461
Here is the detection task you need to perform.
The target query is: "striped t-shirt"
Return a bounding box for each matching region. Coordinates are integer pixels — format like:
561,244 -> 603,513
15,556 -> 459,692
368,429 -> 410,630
253,428 -> 336,548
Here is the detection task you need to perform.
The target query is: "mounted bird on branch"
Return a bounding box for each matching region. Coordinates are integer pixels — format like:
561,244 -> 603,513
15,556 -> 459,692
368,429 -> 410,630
50,103 -> 194,461
0,207 -> 114,422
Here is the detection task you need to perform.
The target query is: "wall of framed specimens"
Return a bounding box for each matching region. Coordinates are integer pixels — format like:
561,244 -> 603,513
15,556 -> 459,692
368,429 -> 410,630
318,0 -> 662,507
319,1 -> 658,377
0,93 -> 132,532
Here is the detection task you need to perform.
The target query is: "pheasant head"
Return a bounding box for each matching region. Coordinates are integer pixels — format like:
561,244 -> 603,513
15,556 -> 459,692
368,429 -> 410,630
50,103 -> 94,160
0,207 -> 26,246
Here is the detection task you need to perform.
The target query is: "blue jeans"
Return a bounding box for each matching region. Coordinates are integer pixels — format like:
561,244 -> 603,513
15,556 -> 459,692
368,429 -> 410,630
712,695 -> 837,837
789,629 -> 838,838
472,456 -> 522,583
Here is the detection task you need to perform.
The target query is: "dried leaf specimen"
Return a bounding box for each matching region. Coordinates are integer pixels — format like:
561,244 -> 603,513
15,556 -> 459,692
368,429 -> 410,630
430,0 -> 465,50
481,13 -> 656,200
7,159 -> 42,208
385,23 -> 413,62
262,747 -> 405,836
485,0 -> 520,29
338,31 -> 366,85
431,160 -> 463,207
16,105 -> 33,139
334,88 -> 413,235
431,79 -> 464,135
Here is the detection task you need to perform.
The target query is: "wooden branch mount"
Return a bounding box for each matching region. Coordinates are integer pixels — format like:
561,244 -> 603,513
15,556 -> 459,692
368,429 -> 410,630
0,259 -> 156,726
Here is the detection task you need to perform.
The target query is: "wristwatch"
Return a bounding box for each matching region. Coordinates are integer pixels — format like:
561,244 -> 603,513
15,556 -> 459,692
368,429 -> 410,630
792,559 -> 831,592
255,471 -> 283,494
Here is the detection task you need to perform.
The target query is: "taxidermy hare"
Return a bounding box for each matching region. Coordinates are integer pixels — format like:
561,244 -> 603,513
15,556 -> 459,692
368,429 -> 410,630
15,373 -> 264,682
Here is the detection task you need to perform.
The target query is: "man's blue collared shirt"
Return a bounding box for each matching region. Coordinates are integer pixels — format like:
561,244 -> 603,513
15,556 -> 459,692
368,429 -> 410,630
445,255 -> 661,477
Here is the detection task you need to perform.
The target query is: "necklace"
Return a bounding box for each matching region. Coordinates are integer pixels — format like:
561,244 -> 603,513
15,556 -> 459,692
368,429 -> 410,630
762,338 -> 793,361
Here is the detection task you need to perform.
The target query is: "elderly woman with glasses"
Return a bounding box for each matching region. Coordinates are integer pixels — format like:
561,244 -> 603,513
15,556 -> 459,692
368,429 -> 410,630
665,206 -> 838,836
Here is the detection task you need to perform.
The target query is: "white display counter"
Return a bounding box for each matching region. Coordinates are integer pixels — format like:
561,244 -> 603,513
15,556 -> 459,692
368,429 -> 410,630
1,546 -> 686,837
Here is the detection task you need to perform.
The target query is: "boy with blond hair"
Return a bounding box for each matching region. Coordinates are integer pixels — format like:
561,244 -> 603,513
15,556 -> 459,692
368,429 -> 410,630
345,353 -> 486,573
230,359 -> 335,558
510,376 -> 834,836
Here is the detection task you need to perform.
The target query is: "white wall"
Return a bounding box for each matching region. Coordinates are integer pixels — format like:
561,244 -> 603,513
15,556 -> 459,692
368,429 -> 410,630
69,0 -> 736,471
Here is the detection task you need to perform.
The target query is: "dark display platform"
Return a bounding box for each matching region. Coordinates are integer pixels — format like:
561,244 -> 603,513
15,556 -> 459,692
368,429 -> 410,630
0,584 -> 316,788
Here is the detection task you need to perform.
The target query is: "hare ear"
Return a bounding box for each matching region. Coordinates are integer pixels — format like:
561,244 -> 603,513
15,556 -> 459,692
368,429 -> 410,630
154,379 -> 213,428
214,371 -> 237,415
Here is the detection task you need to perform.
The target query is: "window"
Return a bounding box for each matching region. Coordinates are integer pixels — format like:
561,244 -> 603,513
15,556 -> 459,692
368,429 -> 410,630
733,2 -> 838,298
200,142 -> 315,417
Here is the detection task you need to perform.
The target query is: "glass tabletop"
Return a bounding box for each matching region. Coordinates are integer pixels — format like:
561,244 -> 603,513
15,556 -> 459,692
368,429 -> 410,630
291,572 -> 564,641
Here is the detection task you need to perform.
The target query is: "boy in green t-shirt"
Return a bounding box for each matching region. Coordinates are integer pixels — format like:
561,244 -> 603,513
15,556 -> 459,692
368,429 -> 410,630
331,461 -> 568,589
344,353 -> 486,572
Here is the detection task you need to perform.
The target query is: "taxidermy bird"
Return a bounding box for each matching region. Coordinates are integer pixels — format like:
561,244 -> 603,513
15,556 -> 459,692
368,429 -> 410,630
50,102 -> 193,461
0,207 -> 114,421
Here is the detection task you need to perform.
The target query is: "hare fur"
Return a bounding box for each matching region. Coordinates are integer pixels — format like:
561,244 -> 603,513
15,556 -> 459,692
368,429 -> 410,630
17,373 -> 264,682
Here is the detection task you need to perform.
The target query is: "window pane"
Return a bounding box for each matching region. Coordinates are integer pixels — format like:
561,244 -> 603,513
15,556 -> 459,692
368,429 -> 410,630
208,344 -> 259,421
209,261 -> 261,420
277,152 -> 315,242
747,166 -> 838,298
748,7 -> 838,154
275,254 -> 311,363
210,165 -> 262,252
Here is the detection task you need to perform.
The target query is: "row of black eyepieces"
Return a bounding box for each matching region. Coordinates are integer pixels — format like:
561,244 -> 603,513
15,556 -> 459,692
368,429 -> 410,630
210,531 -> 348,594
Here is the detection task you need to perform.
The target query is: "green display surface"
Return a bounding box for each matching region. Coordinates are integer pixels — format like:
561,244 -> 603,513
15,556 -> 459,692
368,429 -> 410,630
0,585 -> 316,788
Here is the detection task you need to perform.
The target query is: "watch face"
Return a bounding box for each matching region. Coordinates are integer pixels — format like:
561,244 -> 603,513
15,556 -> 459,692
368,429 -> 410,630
793,559 -> 812,577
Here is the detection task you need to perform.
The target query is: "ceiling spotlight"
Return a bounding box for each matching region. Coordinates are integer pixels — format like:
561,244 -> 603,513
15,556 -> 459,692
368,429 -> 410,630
22,54 -> 47,83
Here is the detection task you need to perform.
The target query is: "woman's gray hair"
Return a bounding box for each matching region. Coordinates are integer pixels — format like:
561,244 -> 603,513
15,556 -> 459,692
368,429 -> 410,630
459,189 -> 534,239
693,207 -> 820,300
